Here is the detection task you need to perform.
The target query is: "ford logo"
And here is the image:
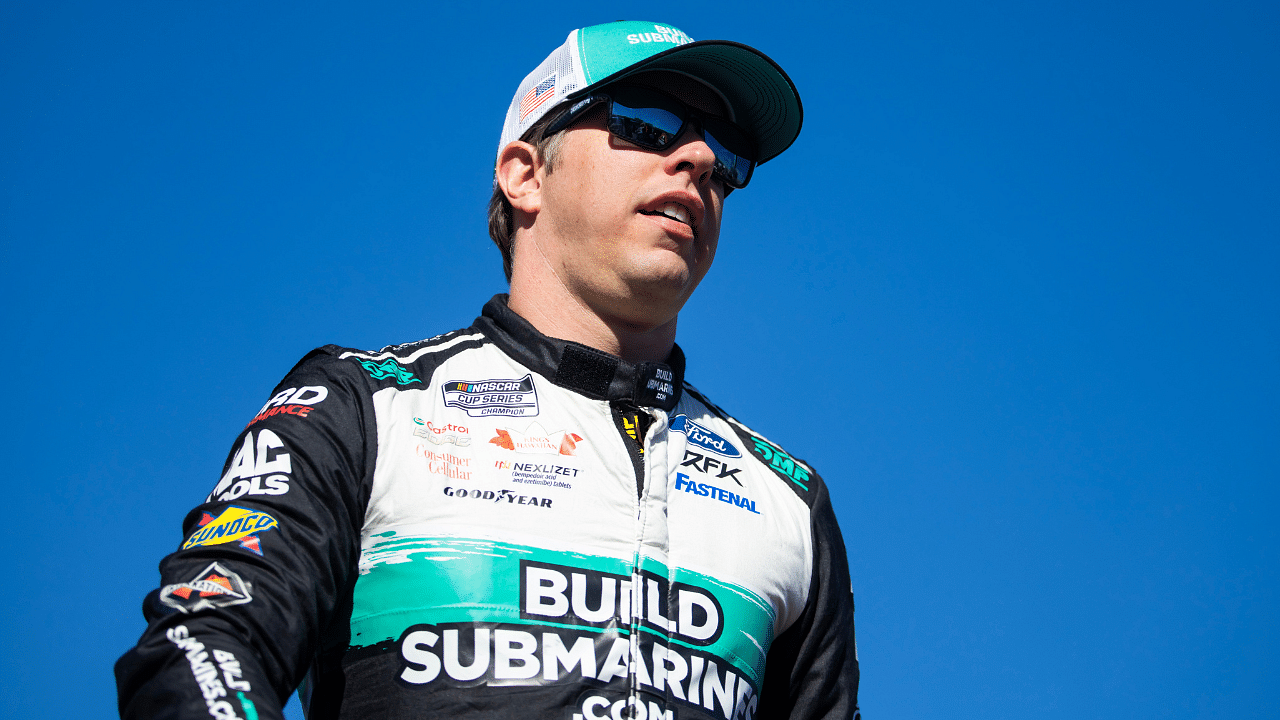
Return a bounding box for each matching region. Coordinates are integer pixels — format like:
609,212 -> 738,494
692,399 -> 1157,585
670,414 -> 742,458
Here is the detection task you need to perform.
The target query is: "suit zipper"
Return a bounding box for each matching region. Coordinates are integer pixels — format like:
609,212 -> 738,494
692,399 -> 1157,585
611,401 -> 647,500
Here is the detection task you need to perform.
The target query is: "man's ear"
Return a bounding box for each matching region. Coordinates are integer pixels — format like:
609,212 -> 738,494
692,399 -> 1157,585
496,141 -> 542,216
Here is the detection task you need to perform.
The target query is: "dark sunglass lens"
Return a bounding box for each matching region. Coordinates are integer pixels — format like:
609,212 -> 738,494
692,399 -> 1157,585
704,132 -> 754,187
609,101 -> 684,149
701,118 -> 756,160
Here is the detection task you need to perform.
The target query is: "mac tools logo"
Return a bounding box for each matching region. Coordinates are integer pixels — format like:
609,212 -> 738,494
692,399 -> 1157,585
442,375 -> 539,417
207,429 -> 294,503
670,415 -> 741,458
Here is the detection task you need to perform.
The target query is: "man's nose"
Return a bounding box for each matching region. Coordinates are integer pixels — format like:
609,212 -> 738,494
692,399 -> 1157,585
665,120 -> 718,186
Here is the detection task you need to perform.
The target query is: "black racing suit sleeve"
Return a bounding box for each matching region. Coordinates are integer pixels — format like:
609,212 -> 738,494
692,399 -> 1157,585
759,475 -> 861,720
116,349 -> 376,720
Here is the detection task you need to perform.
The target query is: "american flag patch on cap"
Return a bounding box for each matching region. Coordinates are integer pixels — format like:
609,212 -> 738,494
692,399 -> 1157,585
519,74 -> 557,122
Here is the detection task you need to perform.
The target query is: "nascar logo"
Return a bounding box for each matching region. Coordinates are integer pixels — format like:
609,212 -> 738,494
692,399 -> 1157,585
441,374 -> 539,417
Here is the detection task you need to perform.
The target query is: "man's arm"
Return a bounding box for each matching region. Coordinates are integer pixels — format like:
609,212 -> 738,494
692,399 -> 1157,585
115,349 -> 377,720
759,476 -> 861,719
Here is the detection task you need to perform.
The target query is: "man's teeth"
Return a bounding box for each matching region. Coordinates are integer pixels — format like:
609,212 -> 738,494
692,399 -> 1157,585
656,202 -> 691,225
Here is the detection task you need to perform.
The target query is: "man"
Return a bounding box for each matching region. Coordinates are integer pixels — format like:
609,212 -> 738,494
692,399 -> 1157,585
117,20 -> 859,720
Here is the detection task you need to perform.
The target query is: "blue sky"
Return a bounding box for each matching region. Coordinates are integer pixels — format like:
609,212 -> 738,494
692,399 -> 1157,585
2,1 -> 1276,717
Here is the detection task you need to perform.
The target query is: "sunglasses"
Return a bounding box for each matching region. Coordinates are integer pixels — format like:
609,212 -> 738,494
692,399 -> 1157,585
545,85 -> 758,189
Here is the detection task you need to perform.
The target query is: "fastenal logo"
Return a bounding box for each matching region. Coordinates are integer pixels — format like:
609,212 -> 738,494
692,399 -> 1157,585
442,375 -> 539,417
182,506 -> 278,555
670,414 -> 741,458
160,562 -> 253,614
676,472 -> 761,514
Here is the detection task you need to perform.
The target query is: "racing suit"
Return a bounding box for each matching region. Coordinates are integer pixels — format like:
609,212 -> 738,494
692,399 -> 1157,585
116,295 -> 859,720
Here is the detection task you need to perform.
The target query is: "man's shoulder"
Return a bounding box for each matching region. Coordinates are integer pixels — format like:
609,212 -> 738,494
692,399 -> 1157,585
679,381 -> 827,507
283,326 -> 491,391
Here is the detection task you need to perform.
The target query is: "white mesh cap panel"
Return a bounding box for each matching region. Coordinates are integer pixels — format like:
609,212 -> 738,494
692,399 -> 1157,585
496,30 -> 586,165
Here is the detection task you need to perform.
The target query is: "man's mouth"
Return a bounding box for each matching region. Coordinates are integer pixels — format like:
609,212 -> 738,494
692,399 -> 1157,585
639,202 -> 697,237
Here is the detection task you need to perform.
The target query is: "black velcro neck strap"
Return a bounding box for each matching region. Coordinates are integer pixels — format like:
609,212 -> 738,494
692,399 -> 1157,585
476,294 -> 684,411
555,345 -> 617,397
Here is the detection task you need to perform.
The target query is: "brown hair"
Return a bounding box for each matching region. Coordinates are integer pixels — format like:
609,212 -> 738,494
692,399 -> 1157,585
488,109 -> 569,282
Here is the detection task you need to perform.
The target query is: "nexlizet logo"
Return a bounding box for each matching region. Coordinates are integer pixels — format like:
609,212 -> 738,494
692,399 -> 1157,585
494,460 -> 578,490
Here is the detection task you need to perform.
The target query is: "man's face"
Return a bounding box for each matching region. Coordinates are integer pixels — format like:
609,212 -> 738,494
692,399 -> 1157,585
529,71 -> 728,329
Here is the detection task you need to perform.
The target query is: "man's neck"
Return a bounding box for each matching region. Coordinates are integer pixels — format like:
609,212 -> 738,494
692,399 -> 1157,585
507,278 -> 678,364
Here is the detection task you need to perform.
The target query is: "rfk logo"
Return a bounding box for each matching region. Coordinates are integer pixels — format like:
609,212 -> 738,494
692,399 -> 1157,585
680,450 -> 743,486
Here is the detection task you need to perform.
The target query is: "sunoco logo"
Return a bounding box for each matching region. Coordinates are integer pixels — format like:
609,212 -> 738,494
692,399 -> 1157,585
441,375 -> 539,417
670,415 -> 741,458
182,506 -> 278,555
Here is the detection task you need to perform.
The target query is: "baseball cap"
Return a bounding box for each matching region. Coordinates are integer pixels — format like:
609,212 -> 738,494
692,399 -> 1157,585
497,20 -> 802,167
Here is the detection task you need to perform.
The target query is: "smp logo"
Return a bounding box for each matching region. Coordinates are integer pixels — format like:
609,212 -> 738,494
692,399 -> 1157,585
670,415 -> 741,458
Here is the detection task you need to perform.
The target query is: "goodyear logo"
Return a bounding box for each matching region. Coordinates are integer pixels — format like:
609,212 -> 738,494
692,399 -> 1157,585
183,506 -> 278,553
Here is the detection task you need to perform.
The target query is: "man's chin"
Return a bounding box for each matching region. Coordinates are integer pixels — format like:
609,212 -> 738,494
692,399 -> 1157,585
623,267 -> 699,303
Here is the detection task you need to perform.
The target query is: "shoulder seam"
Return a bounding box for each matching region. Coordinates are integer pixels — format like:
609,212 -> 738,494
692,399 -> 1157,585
682,381 -> 816,477
335,331 -> 487,364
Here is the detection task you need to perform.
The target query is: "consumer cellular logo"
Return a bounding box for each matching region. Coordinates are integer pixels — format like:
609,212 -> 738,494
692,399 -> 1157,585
670,415 -> 741,458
